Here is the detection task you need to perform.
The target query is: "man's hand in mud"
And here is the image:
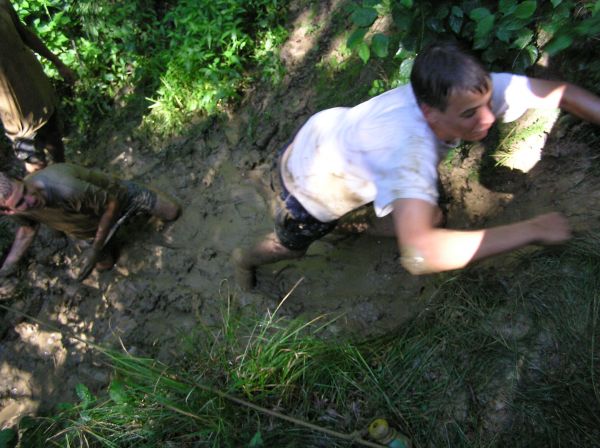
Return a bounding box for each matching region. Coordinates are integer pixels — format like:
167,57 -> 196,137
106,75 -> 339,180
77,247 -> 100,282
528,212 -> 572,245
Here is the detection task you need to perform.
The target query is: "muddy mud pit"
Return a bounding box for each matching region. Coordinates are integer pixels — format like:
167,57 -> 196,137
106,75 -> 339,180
2,0 -> 600,429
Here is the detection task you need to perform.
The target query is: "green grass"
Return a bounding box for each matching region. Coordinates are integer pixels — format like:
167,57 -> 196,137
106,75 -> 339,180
14,0 -> 289,145
10,233 -> 600,447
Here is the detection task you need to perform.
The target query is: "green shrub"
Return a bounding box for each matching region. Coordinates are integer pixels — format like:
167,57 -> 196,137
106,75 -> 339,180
347,0 -> 600,75
13,0 -> 288,143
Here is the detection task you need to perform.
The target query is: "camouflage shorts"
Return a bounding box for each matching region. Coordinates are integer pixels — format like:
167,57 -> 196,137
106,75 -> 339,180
122,181 -> 157,216
271,145 -> 338,251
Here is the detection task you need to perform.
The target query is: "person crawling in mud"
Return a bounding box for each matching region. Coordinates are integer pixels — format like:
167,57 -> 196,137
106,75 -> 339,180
0,163 -> 181,281
233,39 -> 600,291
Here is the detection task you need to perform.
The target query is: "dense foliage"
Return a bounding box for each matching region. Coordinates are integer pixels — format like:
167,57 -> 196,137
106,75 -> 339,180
13,0 -> 288,140
348,0 -> 600,83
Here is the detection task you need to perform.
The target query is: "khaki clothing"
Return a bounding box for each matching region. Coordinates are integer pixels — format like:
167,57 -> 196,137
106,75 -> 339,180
0,0 -> 56,141
18,164 -> 155,240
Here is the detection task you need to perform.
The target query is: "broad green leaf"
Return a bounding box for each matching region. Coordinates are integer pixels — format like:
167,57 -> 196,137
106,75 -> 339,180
474,34 -> 492,50
511,29 -> 534,49
544,33 -> 573,55
347,27 -> 368,50
474,14 -> 495,48
499,0 -> 517,14
358,41 -> 370,63
594,0 -> 600,16
371,33 -> 389,58
351,7 -> 378,27
513,44 -> 538,72
550,0 -> 562,6
400,0 -> 413,8
363,0 -> 381,7
449,13 -> 463,34
469,7 -> 491,21
398,57 -> 414,81
514,1 -> 537,19
553,2 -> 571,20
496,27 -> 512,43
525,44 -> 538,63
451,6 -> 463,17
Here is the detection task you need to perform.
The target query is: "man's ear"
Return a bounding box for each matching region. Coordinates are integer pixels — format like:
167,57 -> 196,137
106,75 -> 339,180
419,103 -> 439,124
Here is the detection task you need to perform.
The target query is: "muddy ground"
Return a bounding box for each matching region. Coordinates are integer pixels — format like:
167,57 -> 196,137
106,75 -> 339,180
2,0 -> 600,431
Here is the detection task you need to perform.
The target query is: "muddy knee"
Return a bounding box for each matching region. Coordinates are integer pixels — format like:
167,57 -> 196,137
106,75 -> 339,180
152,194 -> 181,221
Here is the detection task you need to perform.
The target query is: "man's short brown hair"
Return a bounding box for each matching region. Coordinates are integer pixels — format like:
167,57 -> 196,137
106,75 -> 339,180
411,40 -> 490,111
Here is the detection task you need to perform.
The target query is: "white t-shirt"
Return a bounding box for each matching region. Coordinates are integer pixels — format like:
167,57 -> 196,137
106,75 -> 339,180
282,73 -> 537,222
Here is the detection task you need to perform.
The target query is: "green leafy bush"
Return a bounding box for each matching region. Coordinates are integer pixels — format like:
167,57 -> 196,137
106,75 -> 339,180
145,0 -> 287,132
347,0 -> 600,74
12,0 -> 288,143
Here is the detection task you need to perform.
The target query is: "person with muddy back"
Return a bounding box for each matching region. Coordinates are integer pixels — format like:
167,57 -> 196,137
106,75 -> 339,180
0,163 -> 181,281
233,39 -> 600,291
0,0 -> 75,173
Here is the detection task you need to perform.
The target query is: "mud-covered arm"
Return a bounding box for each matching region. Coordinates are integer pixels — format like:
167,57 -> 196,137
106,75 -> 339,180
0,222 -> 39,277
527,78 -> 600,126
8,3 -> 75,83
77,196 -> 120,281
392,198 -> 571,275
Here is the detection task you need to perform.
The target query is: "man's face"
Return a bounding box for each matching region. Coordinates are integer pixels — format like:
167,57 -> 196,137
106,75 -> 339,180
426,83 -> 496,142
0,180 -> 44,214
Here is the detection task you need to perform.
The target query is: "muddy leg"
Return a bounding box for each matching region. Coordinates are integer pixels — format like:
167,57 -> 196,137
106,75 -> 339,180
151,192 -> 181,221
232,232 -> 306,291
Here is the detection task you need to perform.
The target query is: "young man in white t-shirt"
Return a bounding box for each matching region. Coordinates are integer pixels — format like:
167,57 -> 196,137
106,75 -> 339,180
233,40 -> 600,290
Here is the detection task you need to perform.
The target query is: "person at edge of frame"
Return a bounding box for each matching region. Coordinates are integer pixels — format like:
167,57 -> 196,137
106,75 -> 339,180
0,0 -> 76,174
0,163 -> 181,281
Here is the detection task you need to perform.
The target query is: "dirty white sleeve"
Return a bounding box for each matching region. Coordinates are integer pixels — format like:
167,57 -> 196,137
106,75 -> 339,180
491,72 -> 537,123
